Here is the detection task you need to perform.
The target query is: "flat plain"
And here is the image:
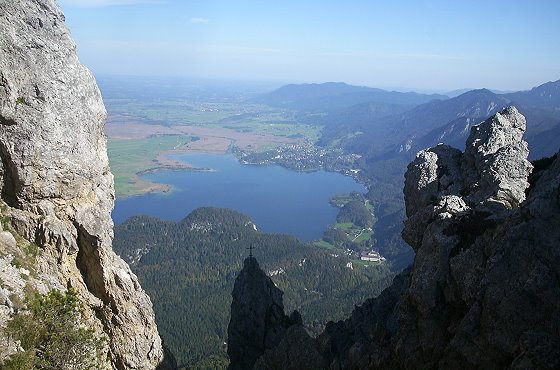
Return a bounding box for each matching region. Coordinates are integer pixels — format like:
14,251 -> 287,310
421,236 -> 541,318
104,95 -> 323,197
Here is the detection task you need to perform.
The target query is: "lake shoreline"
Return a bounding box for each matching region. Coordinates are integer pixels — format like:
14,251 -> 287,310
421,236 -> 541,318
112,152 -> 366,241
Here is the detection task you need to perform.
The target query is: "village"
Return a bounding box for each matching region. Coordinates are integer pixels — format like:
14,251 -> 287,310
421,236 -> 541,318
237,143 -> 362,174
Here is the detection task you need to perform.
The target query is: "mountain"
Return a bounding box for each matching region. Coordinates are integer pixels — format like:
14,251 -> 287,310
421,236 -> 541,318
444,88 -> 474,98
254,82 -> 448,112
313,90 -> 515,273
412,85 -> 560,159
313,100 -> 414,128
324,88 -> 510,158
256,81 -> 560,163
504,79 -> 560,110
0,1 -> 168,368
318,85 -> 559,162
113,207 -> 393,368
235,108 -> 560,369
336,85 -> 557,267
293,81 -> 559,285
416,104 -> 560,160
410,89 -> 513,153
527,122 -> 560,159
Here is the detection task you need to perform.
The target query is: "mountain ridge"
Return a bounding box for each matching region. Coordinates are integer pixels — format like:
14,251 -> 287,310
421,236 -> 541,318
254,82 -> 448,112
504,79 -> 560,109
259,80 -> 560,162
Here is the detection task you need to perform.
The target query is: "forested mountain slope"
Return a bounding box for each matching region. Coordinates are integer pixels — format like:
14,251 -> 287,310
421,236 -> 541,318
113,207 -> 393,368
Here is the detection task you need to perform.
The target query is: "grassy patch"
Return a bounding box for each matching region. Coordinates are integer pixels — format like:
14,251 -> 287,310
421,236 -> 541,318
354,230 -> 372,243
107,135 -> 192,197
105,99 -> 235,125
351,258 -> 382,267
330,194 -> 354,208
249,122 -> 322,142
333,222 -> 354,230
16,96 -> 28,105
313,240 -> 336,249
10,242 -> 39,273
107,98 -> 323,142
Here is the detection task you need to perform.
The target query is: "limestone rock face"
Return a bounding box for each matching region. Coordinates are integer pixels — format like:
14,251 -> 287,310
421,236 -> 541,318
252,107 -> 560,369
461,106 -> 532,208
227,257 -> 294,370
0,0 -> 164,368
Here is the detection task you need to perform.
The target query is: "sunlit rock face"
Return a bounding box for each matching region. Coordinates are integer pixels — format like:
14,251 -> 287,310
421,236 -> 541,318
0,1 -> 165,368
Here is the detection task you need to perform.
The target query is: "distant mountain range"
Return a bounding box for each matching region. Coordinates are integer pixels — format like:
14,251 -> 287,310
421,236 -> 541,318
257,79 -> 560,161
504,80 -> 560,110
254,82 -> 448,112
408,82 -> 560,159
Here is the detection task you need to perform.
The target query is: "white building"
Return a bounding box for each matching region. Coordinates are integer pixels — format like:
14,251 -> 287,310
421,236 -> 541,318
360,250 -> 386,262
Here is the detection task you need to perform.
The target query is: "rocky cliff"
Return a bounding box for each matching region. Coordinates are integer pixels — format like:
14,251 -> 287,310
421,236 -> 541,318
0,0 -> 165,368
244,106 -> 560,369
227,256 -> 301,370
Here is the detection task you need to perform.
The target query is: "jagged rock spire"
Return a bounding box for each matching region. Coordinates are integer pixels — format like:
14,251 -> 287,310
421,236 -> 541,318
227,257 -> 291,370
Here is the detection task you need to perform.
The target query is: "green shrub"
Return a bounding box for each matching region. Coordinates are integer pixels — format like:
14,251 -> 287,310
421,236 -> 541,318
15,97 -> 27,106
2,288 -> 105,370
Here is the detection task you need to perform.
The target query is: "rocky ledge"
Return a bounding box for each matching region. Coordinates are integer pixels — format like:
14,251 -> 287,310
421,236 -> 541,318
242,106 -> 560,369
0,1 -> 165,368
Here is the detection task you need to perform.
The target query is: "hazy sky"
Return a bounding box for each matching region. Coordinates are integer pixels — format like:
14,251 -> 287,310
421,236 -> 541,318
59,0 -> 560,92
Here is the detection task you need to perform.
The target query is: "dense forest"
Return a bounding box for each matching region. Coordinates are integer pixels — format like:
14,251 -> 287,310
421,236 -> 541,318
113,208 -> 393,368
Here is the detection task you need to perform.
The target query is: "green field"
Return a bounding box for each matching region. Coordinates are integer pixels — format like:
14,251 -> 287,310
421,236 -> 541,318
329,194 -> 355,207
333,222 -> 372,242
107,135 -> 192,197
106,97 -> 322,143
314,240 -> 336,249
105,99 -> 239,125
354,230 -> 372,242
351,258 -> 383,267
234,121 -> 322,143
333,222 -> 354,230
316,193 -> 376,251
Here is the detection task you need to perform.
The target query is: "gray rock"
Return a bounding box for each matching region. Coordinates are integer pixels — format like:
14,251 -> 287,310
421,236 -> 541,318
0,0 -> 165,368
0,288 -> 11,308
403,144 -> 463,219
462,106 -> 533,208
0,231 -> 16,249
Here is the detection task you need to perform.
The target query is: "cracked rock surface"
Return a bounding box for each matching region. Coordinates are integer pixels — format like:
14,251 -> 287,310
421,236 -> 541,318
0,0 -> 164,368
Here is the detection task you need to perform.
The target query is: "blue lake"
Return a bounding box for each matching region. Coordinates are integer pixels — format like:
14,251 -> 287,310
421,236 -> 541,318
112,153 -> 366,241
